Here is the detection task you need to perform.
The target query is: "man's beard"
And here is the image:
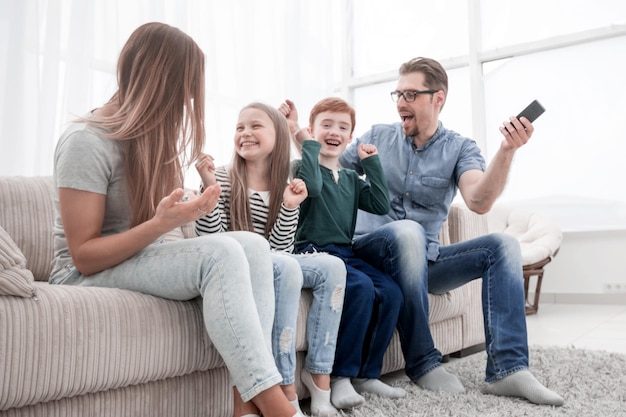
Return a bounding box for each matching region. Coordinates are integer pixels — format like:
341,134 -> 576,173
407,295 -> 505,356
403,124 -> 419,138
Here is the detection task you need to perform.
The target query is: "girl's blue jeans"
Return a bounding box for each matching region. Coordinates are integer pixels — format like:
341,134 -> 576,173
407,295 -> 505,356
271,252 -> 346,384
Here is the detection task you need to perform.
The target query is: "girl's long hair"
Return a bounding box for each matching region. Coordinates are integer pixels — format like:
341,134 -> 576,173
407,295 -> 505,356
229,103 -> 291,237
84,22 -> 205,226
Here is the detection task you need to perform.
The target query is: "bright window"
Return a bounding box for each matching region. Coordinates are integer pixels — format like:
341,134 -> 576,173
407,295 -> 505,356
346,0 -> 626,230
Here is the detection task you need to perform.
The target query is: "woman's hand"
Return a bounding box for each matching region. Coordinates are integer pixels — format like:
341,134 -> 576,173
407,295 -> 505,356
59,183 -> 222,276
155,183 -> 222,227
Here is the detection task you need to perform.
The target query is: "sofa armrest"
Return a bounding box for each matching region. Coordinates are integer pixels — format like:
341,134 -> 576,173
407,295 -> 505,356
0,176 -> 55,282
445,203 -> 489,244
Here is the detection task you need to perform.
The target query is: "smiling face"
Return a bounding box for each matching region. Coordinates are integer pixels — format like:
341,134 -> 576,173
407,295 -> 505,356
310,111 -> 353,159
396,71 -> 444,141
234,107 -> 276,162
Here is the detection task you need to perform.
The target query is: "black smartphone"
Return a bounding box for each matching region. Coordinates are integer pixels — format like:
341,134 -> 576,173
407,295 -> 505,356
516,100 -> 545,124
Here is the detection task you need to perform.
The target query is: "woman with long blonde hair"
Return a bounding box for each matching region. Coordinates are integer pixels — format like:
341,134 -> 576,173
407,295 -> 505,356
50,22 -> 300,417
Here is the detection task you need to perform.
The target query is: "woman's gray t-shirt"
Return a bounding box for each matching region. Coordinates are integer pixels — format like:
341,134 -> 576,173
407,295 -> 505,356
51,120 -> 129,279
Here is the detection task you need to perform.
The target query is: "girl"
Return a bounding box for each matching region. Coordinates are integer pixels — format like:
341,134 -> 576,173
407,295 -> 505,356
50,23 -> 299,417
196,103 -> 346,417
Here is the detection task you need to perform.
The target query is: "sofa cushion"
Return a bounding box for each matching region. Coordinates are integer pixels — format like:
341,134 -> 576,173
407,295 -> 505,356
0,225 -> 36,297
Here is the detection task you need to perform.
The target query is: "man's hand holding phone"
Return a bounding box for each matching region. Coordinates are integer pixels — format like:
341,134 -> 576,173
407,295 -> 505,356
499,99 -> 545,150
502,99 -> 545,135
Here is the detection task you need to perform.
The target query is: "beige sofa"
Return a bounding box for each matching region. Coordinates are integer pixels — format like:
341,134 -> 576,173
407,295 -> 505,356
0,176 -> 486,417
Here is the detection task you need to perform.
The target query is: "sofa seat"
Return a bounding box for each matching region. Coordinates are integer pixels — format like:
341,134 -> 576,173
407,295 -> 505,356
293,291 -> 471,351
1,284 -> 222,411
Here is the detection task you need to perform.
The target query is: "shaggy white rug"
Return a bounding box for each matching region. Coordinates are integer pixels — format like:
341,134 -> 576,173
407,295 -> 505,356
338,346 -> 626,417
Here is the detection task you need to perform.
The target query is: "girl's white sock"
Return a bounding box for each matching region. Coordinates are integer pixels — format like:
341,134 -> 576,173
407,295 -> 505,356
301,369 -> 340,416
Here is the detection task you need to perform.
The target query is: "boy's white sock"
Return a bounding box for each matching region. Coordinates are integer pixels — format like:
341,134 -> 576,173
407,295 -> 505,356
415,365 -> 465,393
330,376 -> 365,409
352,378 -> 407,399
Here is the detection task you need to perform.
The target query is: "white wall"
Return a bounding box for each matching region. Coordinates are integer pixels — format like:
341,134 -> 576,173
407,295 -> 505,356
539,229 -> 626,304
515,197 -> 626,304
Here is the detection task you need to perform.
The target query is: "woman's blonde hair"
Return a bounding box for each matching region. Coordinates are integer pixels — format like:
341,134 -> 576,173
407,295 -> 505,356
86,22 -> 205,226
229,103 -> 291,238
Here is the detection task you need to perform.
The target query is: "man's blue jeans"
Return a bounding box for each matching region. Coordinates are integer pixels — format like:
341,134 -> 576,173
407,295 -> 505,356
352,219 -> 529,382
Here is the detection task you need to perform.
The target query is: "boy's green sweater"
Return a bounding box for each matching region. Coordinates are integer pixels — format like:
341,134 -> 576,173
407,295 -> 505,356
293,140 -> 390,247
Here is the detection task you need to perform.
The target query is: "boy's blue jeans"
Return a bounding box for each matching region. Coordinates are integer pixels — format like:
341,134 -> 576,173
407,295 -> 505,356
351,219 -> 529,383
297,243 -> 403,379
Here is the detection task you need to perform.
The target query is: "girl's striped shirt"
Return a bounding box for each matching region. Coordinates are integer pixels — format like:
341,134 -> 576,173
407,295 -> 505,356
195,165 -> 299,253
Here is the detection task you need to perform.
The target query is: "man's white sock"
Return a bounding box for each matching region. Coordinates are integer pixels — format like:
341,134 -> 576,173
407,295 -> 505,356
485,370 -> 564,406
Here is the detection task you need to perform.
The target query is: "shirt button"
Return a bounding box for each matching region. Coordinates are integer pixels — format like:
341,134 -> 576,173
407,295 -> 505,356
409,170 -> 414,175
405,192 -> 410,197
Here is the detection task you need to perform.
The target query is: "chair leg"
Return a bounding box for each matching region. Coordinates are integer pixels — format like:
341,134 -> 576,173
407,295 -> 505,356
524,275 -> 532,312
523,257 -> 552,315
531,273 -> 544,313
524,271 -> 543,315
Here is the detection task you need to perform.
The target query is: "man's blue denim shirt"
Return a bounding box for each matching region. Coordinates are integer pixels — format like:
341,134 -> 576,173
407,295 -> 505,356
339,121 -> 486,261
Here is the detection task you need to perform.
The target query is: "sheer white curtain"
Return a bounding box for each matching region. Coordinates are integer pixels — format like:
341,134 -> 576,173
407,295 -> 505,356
0,0 -> 338,186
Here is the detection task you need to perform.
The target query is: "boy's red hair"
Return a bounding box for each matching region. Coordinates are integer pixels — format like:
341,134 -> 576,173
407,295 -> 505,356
309,97 -> 356,134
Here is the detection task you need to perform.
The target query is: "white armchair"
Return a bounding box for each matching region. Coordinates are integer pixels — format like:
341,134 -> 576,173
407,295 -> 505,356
486,205 -> 563,314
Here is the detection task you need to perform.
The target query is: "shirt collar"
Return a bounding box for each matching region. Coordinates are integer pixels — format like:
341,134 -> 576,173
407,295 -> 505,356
249,189 -> 270,206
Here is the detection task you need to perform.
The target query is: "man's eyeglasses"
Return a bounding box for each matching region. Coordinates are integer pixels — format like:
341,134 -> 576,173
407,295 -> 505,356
390,90 -> 438,103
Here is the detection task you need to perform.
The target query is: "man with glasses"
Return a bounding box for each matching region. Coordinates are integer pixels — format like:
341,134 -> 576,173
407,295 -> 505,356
337,57 -> 564,406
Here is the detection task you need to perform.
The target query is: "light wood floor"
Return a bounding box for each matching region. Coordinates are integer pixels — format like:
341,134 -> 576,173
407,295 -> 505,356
526,302 -> 626,355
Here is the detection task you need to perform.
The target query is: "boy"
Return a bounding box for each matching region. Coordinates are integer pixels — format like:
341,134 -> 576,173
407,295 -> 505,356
280,98 -> 406,410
